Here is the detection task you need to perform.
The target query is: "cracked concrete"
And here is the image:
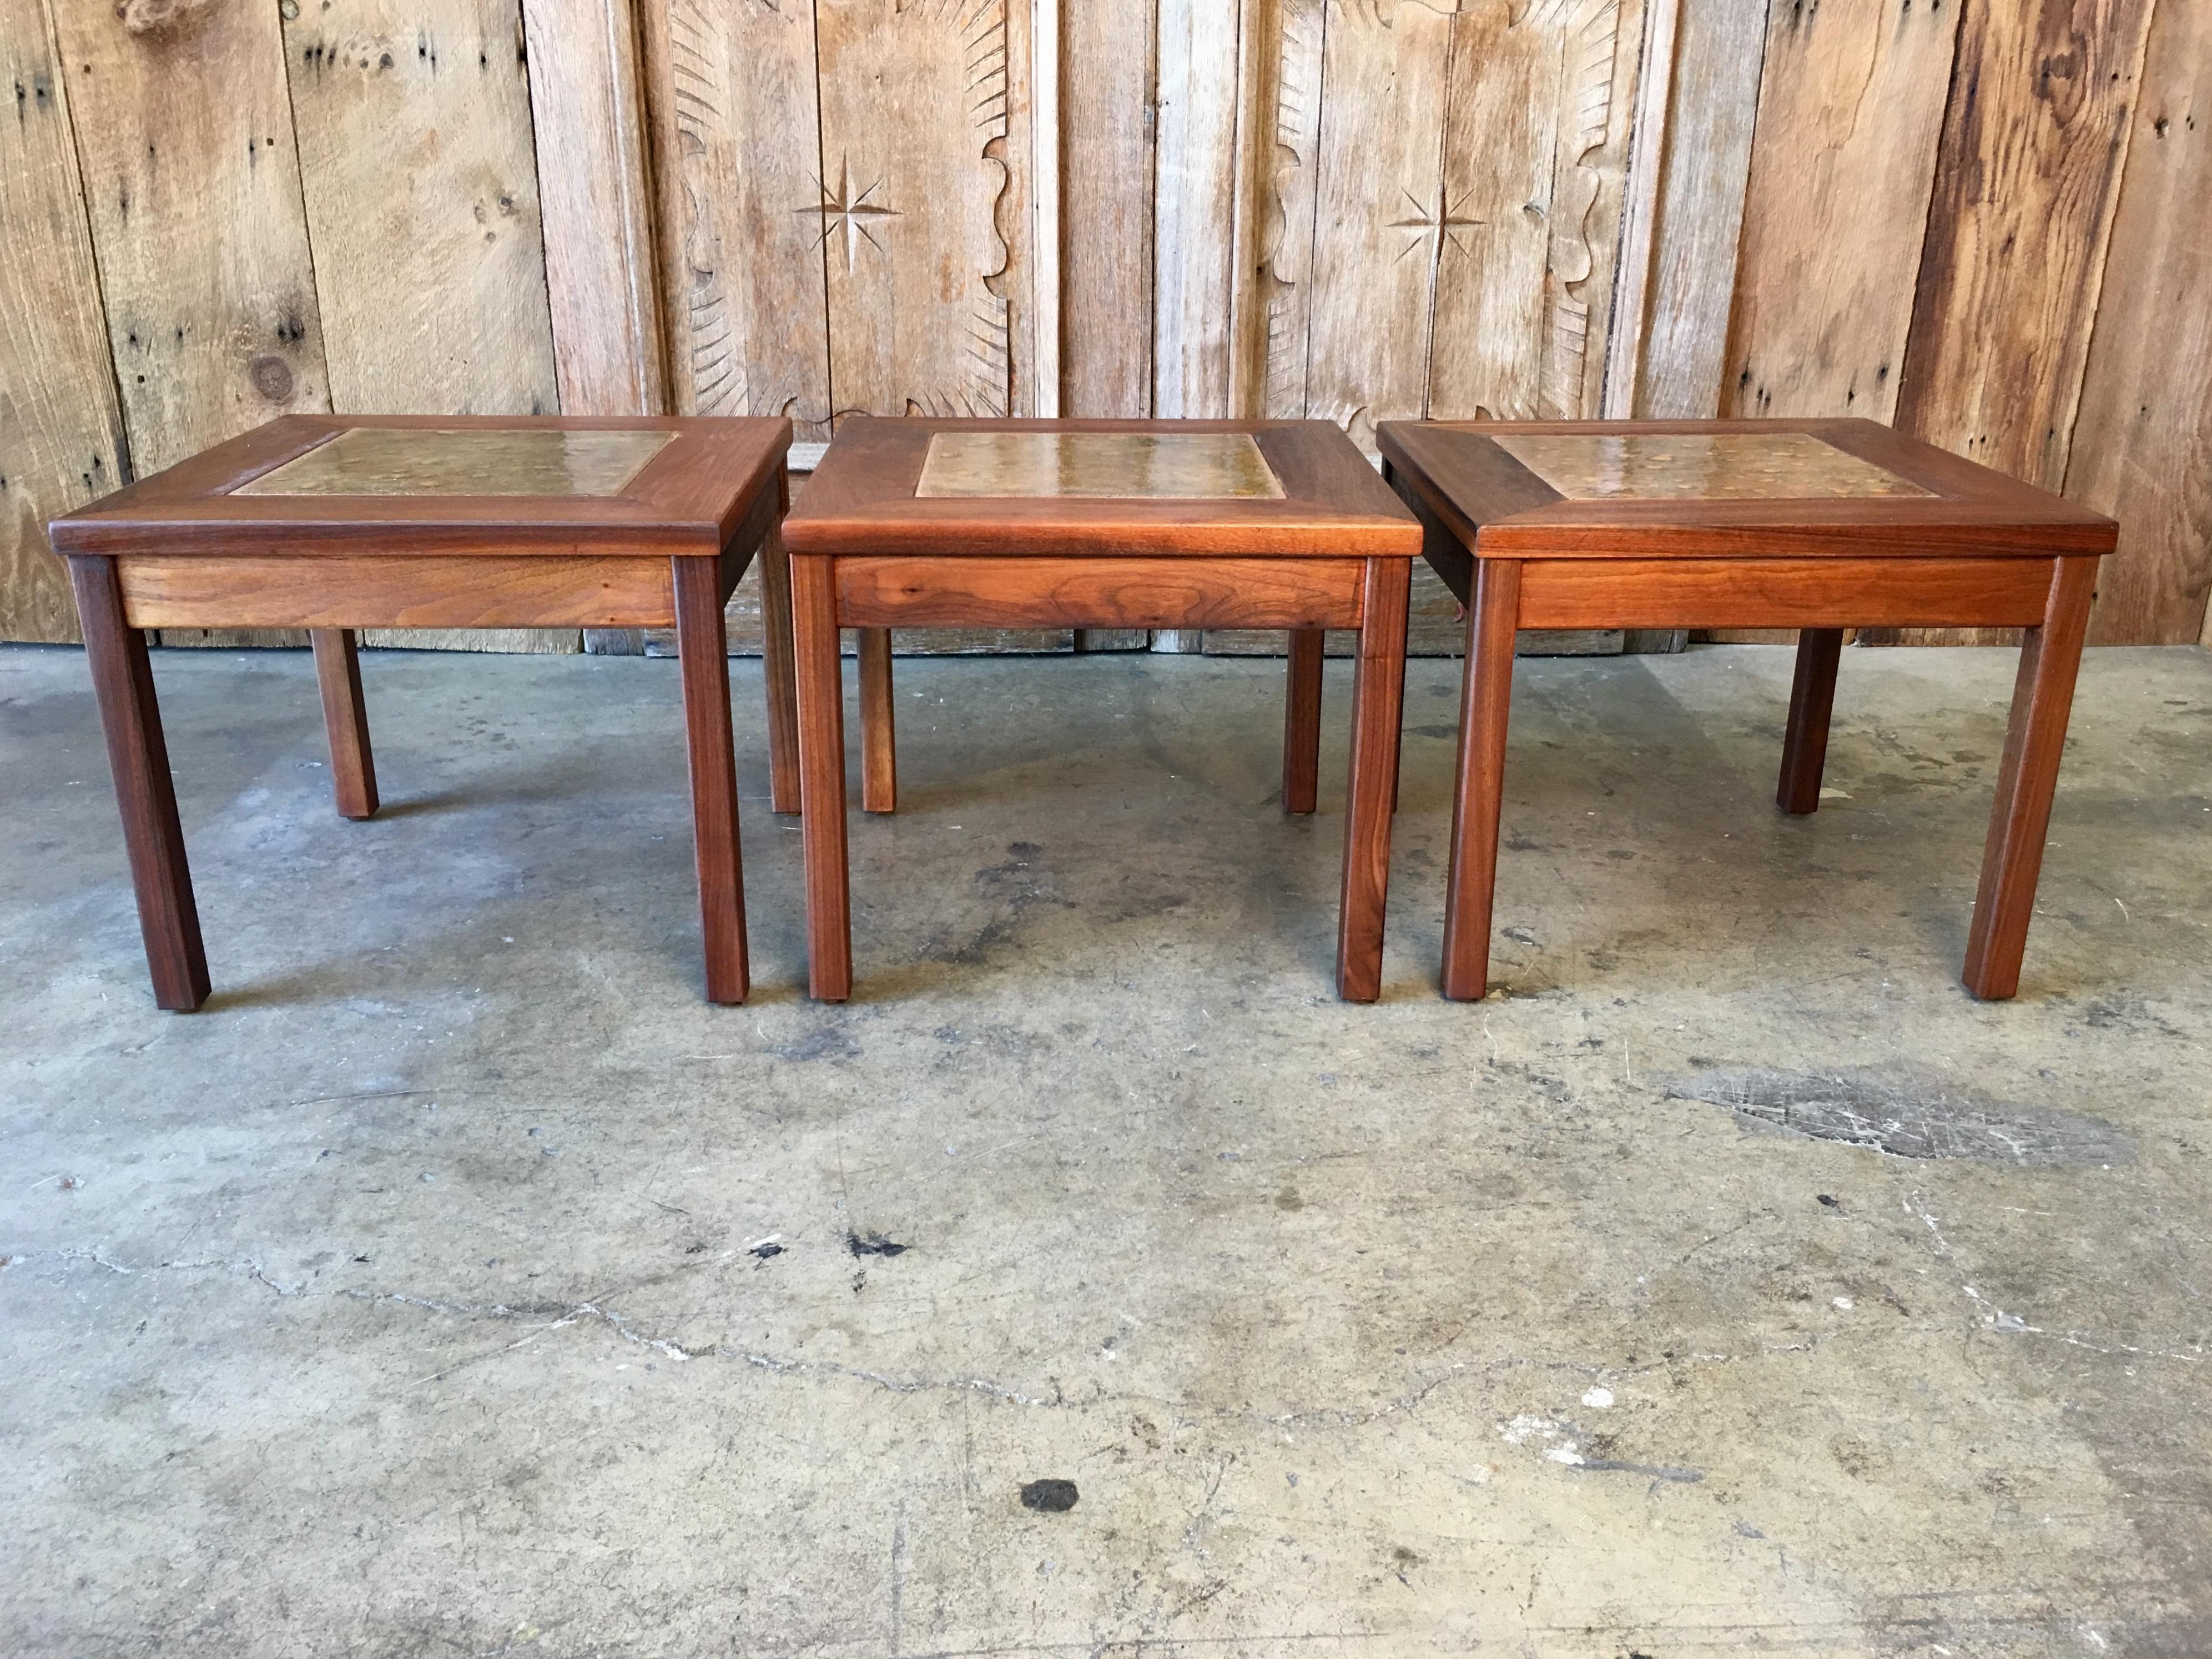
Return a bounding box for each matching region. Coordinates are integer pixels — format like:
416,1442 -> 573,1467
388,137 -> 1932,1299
4,639 -> 2211,1657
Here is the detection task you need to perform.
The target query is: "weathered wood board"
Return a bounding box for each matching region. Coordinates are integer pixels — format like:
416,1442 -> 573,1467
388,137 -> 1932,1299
0,0 -> 129,643
284,0 -> 573,653
1627,0 -> 1765,419
1152,0 -> 1239,417
641,0 -> 833,436
2069,0 -> 2212,645
1254,0 -> 1325,419
814,0 -> 1034,421
1723,0 -> 1959,423
1063,0 -> 1153,418
522,0 -> 668,419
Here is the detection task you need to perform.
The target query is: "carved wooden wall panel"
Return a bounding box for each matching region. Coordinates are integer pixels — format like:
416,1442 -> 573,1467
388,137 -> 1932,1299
815,0 -> 1034,421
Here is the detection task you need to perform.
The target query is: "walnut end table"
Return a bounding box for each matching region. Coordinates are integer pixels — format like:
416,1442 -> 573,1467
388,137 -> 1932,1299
780,417 -> 1423,1002
50,414 -> 794,1010
1374,418 -> 2117,1003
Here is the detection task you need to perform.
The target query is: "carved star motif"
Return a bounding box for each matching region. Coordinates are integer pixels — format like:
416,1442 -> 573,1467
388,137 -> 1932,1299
799,156 -> 900,272
1389,184 -> 1483,270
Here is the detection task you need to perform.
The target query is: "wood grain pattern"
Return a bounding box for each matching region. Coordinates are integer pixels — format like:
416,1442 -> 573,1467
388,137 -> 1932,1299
1724,0 -> 1959,422
68,554 -> 208,1011
118,554 -> 676,629
1333,552 -> 1407,1003
1439,553 -> 1518,1001
1776,626 -> 1842,815
521,0 -> 669,418
856,624 -> 895,813
1062,0 -> 1153,417
1299,0 -> 1453,447
673,552 -> 748,1002
2065,0 -> 2212,645
792,552 -> 852,1001
1624,0 -> 1765,418
1515,557 -> 2059,630
814,0 -> 1031,421
311,628 -> 380,819
1281,625 -> 1323,812
1899,0 -> 2154,492
1256,0 -> 1324,419
1,0 -> 128,644
284,0 -> 572,655
52,0 -> 331,648
1152,0 -> 1238,417
1962,557 -> 2098,999
838,555 -> 1367,630
641,0 -> 832,436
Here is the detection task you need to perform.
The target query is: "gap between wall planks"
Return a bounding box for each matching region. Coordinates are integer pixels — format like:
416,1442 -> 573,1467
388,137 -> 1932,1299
0,0 -> 126,644
2065,0 -> 2212,646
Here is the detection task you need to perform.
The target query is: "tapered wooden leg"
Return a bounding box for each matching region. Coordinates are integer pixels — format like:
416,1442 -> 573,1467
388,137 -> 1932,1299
758,490 -> 803,814
1962,557 -> 2097,1001
1440,558 -> 1521,1002
1282,627 -> 1323,813
68,556 -> 209,1012
310,629 -> 379,820
792,554 -> 852,1001
1336,558 -> 1410,1002
1777,627 -> 1844,815
858,626 -> 896,814
673,555 -> 748,1004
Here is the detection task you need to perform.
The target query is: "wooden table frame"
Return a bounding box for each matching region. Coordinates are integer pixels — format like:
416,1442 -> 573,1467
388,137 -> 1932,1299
780,416 -> 1423,1003
1375,417 -> 2117,1003
49,414 -> 794,1011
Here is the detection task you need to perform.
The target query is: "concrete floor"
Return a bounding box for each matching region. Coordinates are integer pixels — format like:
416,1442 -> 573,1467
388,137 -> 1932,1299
3,639 -> 2210,1657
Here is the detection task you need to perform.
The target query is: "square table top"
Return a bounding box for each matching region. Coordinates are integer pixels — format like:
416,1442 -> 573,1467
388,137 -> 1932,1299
49,415 -> 792,558
1375,418 -> 2116,560
783,418 -> 1421,559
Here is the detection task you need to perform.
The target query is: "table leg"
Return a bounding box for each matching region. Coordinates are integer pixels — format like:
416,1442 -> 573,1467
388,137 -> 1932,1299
858,626 -> 896,814
1777,627 -> 1844,815
673,555 -> 749,1004
1282,627 -> 1323,814
68,556 -> 210,1012
1962,557 -> 2097,1000
1336,558 -> 1410,1002
793,555 -> 853,1001
1440,557 -> 1521,1002
310,629 -> 379,820
758,504 -> 803,816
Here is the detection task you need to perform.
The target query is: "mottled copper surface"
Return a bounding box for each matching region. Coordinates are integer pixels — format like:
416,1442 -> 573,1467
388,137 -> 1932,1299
1493,432 -> 1931,501
914,432 -> 1286,499
235,428 -> 676,497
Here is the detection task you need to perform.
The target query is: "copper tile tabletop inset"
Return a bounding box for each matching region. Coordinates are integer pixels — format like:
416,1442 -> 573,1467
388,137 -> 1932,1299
915,431 -> 1286,500
1492,431 -> 1931,502
235,426 -> 677,498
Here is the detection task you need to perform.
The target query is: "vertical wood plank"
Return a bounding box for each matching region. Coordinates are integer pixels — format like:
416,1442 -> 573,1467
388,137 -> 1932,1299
521,0 -> 669,418
1300,0 -> 1455,449
814,0 -> 1032,421
0,0 -> 128,643
1062,0 -> 1153,416
1153,0 -> 1241,416
1601,0 -> 1674,419
1031,0 -> 1061,415
2068,0 -> 2212,645
1254,0 -> 1324,419
1428,0 -> 1641,425
53,0 -> 331,649
1723,0 -> 1959,422
284,0 -> 572,655
639,0 -> 832,436
1897,0 -> 2155,492
1622,0 -> 1765,418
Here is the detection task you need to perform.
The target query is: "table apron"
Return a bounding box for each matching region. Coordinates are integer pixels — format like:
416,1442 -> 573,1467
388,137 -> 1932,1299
115,553 -> 688,630
1513,556 -> 2060,630
832,556 -> 1370,631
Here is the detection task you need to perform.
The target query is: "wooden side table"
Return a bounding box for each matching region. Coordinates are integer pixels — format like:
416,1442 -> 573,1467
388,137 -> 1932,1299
1374,418 -> 2118,1002
49,415 -> 793,1009
780,417 -> 1423,1002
